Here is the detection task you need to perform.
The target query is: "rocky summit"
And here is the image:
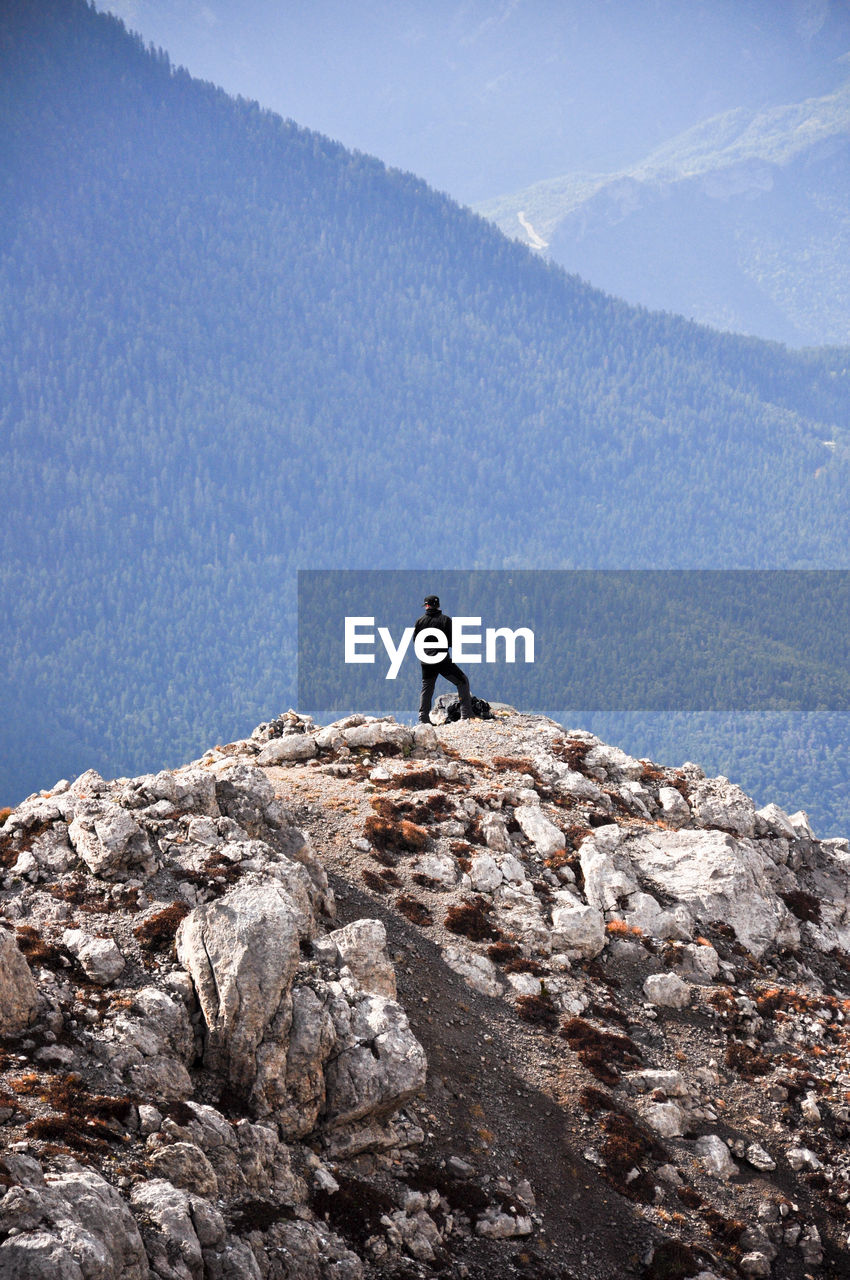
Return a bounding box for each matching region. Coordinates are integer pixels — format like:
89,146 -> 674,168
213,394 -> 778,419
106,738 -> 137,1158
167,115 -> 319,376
1,710 -> 850,1280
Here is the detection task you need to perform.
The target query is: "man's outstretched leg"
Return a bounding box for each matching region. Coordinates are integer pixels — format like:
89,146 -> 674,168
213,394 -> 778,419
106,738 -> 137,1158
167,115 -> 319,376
419,670 -> 438,723
441,660 -> 472,719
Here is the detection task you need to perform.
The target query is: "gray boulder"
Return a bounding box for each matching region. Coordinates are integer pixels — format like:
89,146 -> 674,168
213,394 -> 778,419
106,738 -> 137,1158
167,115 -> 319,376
257,734 -> 318,765
621,828 -> 799,957
0,926 -> 39,1035
131,1179 -> 261,1280
213,763 -> 276,831
62,928 -> 125,984
323,991 -> 427,1129
550,893 -> 606,958
0,1166 -> 149,1279
514,805 -> 565,857
176,878 -> 302,1113
328,919 -> 396,999
68,801 -> 155,878
688,776 -> 757,838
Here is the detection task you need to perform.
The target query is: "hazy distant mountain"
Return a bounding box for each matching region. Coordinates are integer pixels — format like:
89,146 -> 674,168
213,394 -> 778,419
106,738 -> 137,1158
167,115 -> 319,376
99,0 -> 850,206
4,0 -> 850,828
479,79 -> 850,346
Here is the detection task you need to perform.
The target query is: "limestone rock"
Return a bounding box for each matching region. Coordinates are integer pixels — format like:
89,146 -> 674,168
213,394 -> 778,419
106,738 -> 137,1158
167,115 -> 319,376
257,734 -> 318,765
475,1209 -> 533,1238
658,786 -> 691,825
442,945 -> 503,996
482,814 -> 511,852
696,1134 -> 737,1179
638,1099 -> 687,1137
620,891 -> 694,942
622,827 -> 799,957
68,801 -> 155,878
495,882 -> 552,953
146,1142 -> 219,1198
514,805 -> 565,857
410,852 -> 458,889
584,743 -> 644,780
329,919 -> 397,999
746,1143 -> 776,1172
213,763 -> 275,830
688,776 -> 757,837
342,719 -> 412,752
0,925 -> 39,1034
0,1166 -> 149,1280
643,972 -> 692,1008
62,928 -> 125,984
322,991 -> 427,1129
468,852 -> 503,893
739,1253 -> 771,1278
128,767 -> 218,816
131,1179 -> 262,1280
176,877 -> 302,1112
757,803 -> 798,840
550,894 -> 606,958
672,941 -> 720,984
629,1069 -> 687,1097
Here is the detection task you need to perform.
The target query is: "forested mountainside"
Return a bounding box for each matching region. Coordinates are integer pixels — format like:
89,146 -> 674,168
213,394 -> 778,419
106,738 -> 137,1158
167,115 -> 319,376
479,80 -> 850,347
3,0 -> 850,825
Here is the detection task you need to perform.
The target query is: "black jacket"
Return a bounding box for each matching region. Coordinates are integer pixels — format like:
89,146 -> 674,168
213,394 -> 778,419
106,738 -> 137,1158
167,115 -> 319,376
413,609 -> 452,664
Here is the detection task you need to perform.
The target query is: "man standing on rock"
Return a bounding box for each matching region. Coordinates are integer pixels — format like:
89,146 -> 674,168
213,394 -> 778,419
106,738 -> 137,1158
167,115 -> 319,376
414,594 -> 472,724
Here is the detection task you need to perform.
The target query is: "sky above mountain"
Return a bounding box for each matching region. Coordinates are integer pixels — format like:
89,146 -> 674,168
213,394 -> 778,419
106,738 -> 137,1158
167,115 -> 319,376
98,0 -> 850,206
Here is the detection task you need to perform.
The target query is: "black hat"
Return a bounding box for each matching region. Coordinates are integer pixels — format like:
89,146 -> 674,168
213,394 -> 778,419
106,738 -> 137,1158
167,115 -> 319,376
424,594 -> 440,607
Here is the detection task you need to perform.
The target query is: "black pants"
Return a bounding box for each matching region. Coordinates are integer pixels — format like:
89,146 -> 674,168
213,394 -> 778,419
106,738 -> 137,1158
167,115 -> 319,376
419,659 -> 471,721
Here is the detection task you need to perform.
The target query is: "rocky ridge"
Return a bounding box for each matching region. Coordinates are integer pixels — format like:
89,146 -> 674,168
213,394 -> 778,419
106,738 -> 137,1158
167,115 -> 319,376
1,708 -> 850,1279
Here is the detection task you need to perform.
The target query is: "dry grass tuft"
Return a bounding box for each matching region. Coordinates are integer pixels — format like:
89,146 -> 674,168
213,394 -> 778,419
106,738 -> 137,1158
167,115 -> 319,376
560,1016 -> 642,1084
605,919 -> 645,937
504,956 -> 546,976
780,889 -> 821,924
361,869 -> 389,895
15,925 -> 73,972
551,737 -> 593,773
391,768 -> 443,791
724,1041 -> 771,1079
444,897 -> 501,943
487,940 -> 521,965
515,989 -> 559,1030
133,902 -> 190,955
24,1072 -> 133,1156
363,815 -> 429,854
396,894 -> 433,927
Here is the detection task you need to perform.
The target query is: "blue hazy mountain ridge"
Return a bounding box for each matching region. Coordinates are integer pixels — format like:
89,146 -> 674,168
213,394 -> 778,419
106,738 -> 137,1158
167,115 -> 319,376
3,0 -> 850,831
99,0 -> 850,206
478,78 -> 850,346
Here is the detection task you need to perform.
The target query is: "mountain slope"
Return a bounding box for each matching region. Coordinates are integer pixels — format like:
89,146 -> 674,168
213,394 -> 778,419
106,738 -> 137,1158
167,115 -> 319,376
99,0 -> 850,206
478,80 -> 850,346
3,0 -> 850,811
2,710 -> 850,1276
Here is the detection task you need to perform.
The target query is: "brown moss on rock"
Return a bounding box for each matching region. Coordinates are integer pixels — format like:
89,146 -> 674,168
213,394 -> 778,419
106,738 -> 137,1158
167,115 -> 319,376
560,1016 -> 642,1084
724,1041 -> 771,1079
396,894 -> 433,926
364,815 -> 430,854
445,897 -> 501,943
133,901 -> 191,954
361,869 -> 390,894
515,990 -> 559,1031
